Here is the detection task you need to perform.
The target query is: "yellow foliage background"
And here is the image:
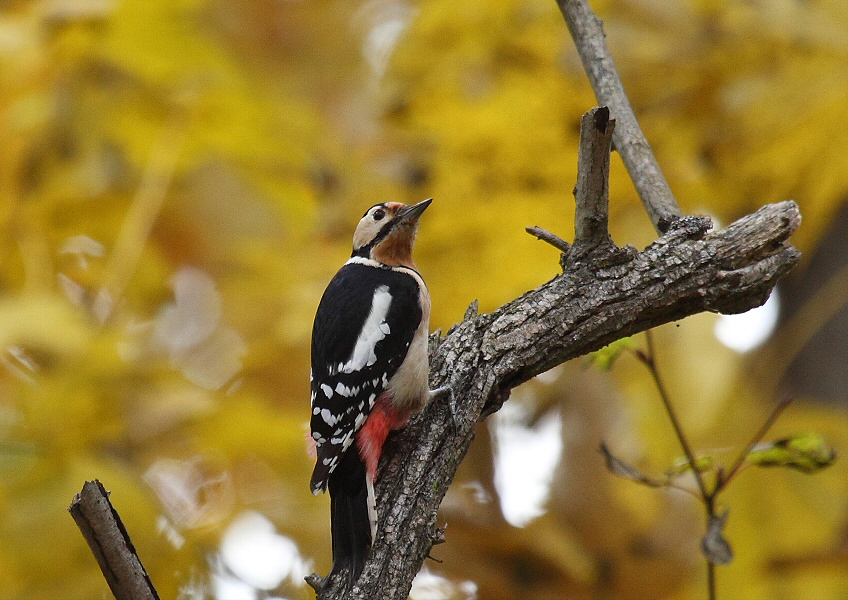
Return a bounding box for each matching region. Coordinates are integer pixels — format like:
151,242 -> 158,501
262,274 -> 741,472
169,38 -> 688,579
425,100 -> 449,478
0,0 -> 846,599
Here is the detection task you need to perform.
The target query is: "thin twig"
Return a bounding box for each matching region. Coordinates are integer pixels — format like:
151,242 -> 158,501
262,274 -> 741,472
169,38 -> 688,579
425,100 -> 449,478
636,340 -> 797,600
638,332 -> 717,599
305,573 -> 325,593
638,330 -> 709,500
719,394 -> 794,489
525,226 -> 572,252
708,561 -> 716,600
665,481 -> 707,500
556,0 -> 682,232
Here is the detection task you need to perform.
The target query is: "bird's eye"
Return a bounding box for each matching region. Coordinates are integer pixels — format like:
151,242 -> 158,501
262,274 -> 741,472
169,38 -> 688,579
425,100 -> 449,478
373,209 -> 386,221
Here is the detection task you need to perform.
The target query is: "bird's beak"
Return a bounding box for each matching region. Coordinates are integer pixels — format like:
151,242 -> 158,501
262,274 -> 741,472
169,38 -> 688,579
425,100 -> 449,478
396,198 -> 432,223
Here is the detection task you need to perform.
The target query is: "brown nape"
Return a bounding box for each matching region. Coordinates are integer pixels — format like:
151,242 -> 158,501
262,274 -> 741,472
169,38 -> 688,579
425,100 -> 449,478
372,222 -> 418,268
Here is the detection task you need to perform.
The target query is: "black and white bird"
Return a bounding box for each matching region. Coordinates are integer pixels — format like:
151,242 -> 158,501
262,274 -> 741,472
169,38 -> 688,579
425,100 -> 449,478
309,198 -> 435,585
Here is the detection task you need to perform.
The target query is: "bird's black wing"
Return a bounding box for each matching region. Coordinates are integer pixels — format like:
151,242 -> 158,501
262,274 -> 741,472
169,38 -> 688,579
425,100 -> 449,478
309,262 -> 422,493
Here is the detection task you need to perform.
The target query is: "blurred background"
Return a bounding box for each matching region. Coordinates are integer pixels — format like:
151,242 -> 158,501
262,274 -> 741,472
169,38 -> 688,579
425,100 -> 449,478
0,0 -> 846,598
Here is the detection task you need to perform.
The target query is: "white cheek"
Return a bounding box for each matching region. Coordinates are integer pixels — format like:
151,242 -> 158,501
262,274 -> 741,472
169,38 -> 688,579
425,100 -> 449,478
353,220 -> 381,249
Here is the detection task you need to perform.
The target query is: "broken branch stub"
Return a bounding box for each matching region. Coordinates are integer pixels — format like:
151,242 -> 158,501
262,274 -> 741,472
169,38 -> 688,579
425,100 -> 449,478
573,106 -> 616,255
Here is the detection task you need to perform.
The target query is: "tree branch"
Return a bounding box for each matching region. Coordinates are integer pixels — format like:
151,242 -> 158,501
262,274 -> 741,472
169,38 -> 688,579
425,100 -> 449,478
573,106 -> 615,254
68,480 -> 160,600
525,225 -> 571,253
557,0 -> 682,232
316,199 -> 801,598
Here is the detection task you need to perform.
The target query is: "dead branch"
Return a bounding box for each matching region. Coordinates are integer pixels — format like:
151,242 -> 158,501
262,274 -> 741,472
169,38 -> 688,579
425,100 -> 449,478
572,106 -> 616,254
68,480 -> 160,600
525,226 -> 571,253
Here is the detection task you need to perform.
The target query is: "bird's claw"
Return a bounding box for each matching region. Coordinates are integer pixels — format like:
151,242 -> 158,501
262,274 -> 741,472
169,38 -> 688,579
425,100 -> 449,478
429,385 -> 460,431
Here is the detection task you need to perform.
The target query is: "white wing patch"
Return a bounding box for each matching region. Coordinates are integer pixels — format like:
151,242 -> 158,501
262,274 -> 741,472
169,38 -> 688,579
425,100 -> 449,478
334,382 -> 359,397
320,408 -> 340,426
341,285 -> 393,374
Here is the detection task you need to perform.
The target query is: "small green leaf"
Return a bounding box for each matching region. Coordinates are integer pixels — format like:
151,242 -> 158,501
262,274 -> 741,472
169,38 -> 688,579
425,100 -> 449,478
588,337 -> 636,371
666,454 -> 715,477
748,433 -> 837,473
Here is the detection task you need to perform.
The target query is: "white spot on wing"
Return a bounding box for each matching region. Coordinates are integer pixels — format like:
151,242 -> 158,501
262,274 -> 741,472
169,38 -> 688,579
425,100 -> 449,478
335,382 -> 351,397
341,286 -> 392,373
321,409 -> 339,426
321,384 -> 333,399
331,430 -> 355,448
355,412 -> 367,429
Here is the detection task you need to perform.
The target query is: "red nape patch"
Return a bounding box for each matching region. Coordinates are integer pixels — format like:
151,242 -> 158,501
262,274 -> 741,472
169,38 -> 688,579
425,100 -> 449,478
357,396 -> 411,479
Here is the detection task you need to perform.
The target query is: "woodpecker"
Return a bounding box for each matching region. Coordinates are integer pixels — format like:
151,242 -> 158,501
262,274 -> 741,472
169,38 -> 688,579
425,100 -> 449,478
310,198 -> 435,585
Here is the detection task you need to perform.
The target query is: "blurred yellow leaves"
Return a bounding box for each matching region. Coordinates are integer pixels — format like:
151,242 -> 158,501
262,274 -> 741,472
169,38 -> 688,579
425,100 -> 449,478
0,0 -> 328,596
0,294 -> 90,356
0,0 -> 846,598
604,0 -> 848,250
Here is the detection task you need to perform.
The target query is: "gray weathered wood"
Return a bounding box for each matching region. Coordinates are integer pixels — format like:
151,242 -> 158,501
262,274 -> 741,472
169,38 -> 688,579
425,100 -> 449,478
69,480 -> 160,600
573,106 -> 615,254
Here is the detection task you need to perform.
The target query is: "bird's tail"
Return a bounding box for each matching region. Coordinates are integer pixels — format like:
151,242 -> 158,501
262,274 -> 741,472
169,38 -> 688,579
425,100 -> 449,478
327,446 -> 374,586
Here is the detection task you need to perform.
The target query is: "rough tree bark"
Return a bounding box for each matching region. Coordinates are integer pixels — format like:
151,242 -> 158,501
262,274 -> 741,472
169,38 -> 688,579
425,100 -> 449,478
69,480 -> 160,600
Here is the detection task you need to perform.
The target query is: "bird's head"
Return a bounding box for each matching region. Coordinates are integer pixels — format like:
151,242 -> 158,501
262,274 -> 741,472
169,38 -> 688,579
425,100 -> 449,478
351,198 -> 431,268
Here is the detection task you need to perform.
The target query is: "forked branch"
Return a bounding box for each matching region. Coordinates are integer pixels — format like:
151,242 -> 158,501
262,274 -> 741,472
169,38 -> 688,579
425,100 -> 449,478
557,0 -> 682,232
